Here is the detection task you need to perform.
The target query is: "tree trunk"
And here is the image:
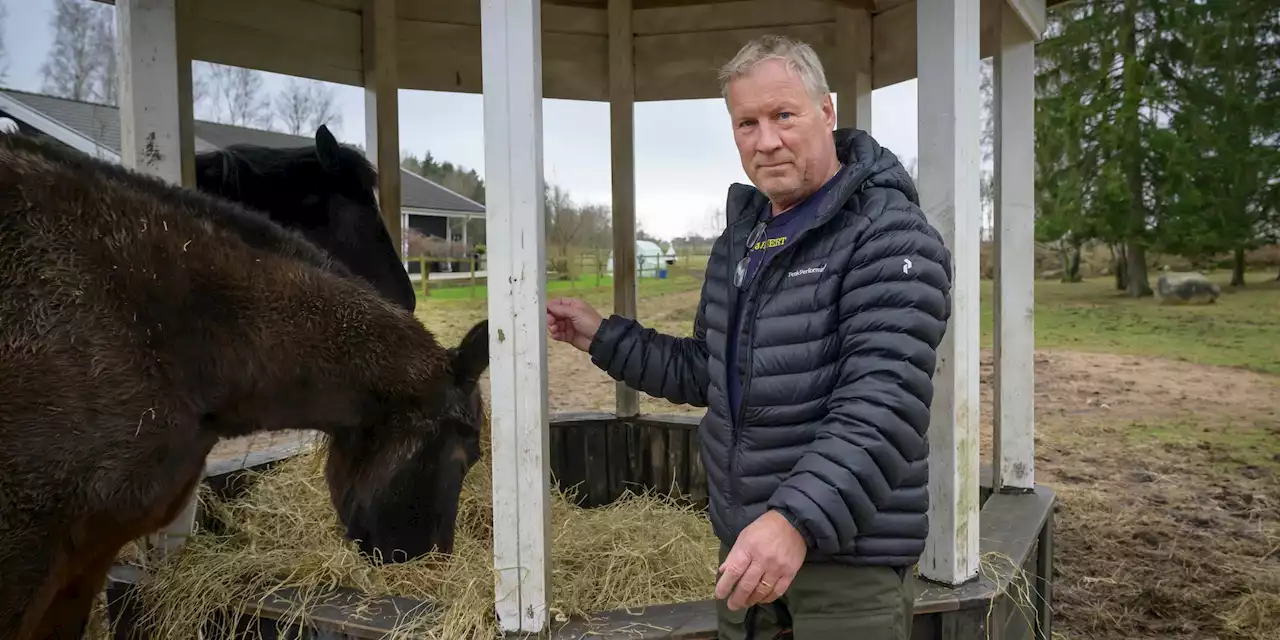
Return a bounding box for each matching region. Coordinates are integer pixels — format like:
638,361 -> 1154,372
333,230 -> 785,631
1113,243 -> 1130,291
1125,241 -> 1153,297
1059,241 -> 1071,282
1119,0 -> 1152,299
1064,242 -> 1082,283
1230,247 -> 1246,287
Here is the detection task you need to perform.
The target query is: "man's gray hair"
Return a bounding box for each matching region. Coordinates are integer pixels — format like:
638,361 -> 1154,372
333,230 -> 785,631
717,35 -> 830,105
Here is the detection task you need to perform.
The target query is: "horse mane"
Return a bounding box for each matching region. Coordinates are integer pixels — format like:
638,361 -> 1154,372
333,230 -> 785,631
199,140 -> 379,199
0,131 -> 356,282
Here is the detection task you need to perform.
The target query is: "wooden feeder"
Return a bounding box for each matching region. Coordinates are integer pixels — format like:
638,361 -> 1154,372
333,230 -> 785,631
98,0 -> 1062,637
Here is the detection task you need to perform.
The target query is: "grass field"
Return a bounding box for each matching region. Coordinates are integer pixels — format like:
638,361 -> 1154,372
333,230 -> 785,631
987,273 -> 1280,374
416,267 -> 1279,640
420,267 -> 1280,376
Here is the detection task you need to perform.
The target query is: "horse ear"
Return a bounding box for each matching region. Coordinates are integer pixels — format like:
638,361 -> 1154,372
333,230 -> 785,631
450,320 -> 490,388
315,124 -> 342,174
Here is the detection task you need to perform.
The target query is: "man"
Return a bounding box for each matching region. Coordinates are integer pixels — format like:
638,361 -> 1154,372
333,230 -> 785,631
546,35 -> 952,639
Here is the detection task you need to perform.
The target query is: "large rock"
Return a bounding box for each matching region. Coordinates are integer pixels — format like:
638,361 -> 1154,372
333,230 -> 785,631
1156,271 -> 1221,304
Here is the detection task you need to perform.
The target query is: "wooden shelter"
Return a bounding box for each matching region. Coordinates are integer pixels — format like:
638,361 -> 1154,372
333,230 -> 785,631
99,0 -> 1064,636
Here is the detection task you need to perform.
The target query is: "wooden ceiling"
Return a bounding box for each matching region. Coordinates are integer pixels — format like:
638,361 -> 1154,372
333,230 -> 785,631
94,0 -> 1067,102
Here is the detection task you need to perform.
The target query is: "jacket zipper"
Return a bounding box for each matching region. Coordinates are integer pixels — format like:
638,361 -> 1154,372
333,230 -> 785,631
725,219 -> 823,533
722,168 -> 866,532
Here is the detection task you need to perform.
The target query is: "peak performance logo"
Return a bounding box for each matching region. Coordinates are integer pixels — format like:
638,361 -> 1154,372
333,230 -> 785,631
787,263 -> 827,278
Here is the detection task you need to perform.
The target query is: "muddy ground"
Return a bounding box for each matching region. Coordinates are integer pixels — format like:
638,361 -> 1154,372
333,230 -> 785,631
204,286 -> 1279,640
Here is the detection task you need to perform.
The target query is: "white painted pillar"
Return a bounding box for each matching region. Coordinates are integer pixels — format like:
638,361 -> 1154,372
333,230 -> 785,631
992,2 -> 1037,493
835,6 -> 873,131
916,0 -> 982,586
117,0 -> 196,558
117,0 -> 194,188
363,0 -> 402,259
609,0 -> 640,418
401,210 -> 409,266
480,0 -> 552,633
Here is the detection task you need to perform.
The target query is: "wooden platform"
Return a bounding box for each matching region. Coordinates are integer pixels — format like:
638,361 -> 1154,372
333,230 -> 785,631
206,431 -> 320,475
106,414 -> 1056,640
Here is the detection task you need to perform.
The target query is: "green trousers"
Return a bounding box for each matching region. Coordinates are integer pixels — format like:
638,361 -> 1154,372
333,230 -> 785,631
715,544 -> 916,640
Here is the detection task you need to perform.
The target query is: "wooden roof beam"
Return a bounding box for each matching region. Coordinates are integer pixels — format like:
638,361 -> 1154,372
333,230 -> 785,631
1004,0 -> 1047,40
827,0 -> 877,12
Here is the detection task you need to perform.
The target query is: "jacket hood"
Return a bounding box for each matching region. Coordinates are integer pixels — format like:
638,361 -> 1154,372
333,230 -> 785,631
725,127 -> 919,227
833,127 -> 920,206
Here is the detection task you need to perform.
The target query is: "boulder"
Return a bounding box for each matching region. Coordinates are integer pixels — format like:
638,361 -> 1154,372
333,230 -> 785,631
1156,271 -> 1221,305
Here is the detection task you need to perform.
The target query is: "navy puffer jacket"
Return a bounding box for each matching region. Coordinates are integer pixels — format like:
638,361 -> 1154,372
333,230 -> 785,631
588,128 -> 952,567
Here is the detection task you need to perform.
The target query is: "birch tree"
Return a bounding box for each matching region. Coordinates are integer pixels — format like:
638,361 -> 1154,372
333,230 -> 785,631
273,79 -> 343,135
41,0 -> 115,103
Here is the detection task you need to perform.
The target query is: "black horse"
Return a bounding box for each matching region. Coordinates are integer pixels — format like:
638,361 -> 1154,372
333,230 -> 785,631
191,127 -> 483,565
194,125 -> 417,313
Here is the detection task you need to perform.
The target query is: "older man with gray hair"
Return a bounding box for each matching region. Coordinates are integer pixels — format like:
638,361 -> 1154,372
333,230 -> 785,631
546,35 -> 952,639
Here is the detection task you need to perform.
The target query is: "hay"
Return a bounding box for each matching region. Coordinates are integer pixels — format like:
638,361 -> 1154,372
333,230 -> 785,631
123,436 -> 721,639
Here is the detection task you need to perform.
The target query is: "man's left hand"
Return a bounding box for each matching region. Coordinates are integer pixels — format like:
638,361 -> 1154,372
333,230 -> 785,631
715,509 -> 807,611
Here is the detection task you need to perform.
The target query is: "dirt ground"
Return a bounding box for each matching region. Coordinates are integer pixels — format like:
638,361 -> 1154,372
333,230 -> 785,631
197,286 -> 1279,640
528,290 -> 1280,640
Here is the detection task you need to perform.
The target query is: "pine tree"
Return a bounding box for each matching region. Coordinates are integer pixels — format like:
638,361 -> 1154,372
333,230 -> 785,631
1036,0 -> 1171,296
1149,0 -> 1280,286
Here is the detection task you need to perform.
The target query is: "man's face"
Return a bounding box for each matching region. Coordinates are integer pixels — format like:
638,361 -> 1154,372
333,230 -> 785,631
726,58 -> 837,210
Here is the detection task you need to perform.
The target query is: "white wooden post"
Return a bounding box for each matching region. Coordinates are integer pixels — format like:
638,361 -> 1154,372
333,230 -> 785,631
992,1 -> 1037,493
401,210 -> 409,265
835,6 -> 873,131
609,0 -> 640,418
363,0 -> 402,259
117,0 -> 196,558
916,0 -> 982,586
480,0 -> 552,633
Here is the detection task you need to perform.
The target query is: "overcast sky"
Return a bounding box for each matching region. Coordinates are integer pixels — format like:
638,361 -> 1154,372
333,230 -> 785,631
1,0 -> 922,241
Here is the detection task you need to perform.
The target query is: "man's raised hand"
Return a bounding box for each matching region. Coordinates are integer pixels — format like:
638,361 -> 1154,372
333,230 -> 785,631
546,297 -> 604,353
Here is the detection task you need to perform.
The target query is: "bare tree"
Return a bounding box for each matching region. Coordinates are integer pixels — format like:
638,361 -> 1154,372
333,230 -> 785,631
545,183 -> 582,260
192,63 -> 213,118
904,156 -> 919,184
42,0 -> 111,102
305,82 -> 341,132
90,6 -> 117,104
979,57 -> 995,238
0,3 -> 10,83
274,79 -> 312,135
273,79 -> 343,135
702,206 -> 727,236
207,64 -> 271,128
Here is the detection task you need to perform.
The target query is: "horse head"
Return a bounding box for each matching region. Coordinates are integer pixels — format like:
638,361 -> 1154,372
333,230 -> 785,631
194,125 -> 416,313
325,318 -> 490,563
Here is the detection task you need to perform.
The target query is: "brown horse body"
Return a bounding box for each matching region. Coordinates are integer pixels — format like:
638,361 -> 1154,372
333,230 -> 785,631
0,133 -> 487,638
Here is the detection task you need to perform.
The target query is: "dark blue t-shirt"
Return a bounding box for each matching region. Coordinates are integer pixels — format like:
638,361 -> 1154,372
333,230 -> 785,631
725,176 -> 838,425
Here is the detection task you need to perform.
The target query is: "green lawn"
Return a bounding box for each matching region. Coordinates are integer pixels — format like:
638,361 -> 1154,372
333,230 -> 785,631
417,271 -> 705,303
418,266 -> 1280,375
987,271 -> 1280,374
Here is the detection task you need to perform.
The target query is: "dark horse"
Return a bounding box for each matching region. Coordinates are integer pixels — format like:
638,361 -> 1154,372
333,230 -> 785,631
192,125 -> 417,314
0,131 -> 486,639
191,127 -> 460,563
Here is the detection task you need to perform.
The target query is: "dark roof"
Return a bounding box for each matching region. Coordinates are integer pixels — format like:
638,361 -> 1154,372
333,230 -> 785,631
0,87 -> 484,216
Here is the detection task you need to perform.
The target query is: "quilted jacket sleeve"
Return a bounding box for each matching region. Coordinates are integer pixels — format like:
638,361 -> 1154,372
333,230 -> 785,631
586,277 -> 712,408
766,201 -> 952,554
